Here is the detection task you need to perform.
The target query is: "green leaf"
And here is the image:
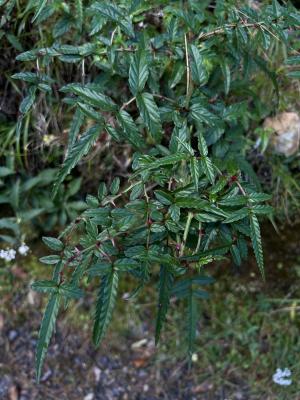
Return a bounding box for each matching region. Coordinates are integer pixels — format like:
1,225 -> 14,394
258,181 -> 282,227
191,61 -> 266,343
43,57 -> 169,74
200,156 -> 215,184
286,71 -> 300,79
93,270 -> 119,346
19,87 -> 36,114
59,284 -> 84,299
61,84 -> 117,111
197,131 -> 208,156
249,212 -> 264,280
220,57 -> 231,95
31,280 -> 58,294
155,265 -> 174,344
39,255 -> 61,265
190,104 -> 219,127
36,293 -> 60,382
52,124 -> 101,197
90,2 -> 134,37
0,167 -> 14,177
284,55 -> 300,65
32,0 -> 48,23
98,182 -> 107,201
66,108 -> 84,157
77,102 -> 104,122
129,50 -> 149,95
136,93 -> 162,142
224,208 -> 248,223
42,237 -> 64,251
190,157 -> 200,191
110,177 -> 120,195
190,45 -> 207,86
117,110 -> 144,149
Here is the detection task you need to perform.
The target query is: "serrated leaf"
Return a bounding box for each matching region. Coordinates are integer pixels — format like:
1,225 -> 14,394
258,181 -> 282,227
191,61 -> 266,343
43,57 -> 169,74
98,182 -> 107,201
39,255 -> 61,265
19,87 -> 36,114
59,284 -> 84,299
32,0 -> 48,23
42,237 -> 64,251
190,104 -> 219,127
117,110 -> 144,149
66,108 -> 84,157
90,2 -> 134,37
200,156 -> 215,184
249,212 -> 264,280
190,157 -> 200,191
224,208 -> 248,223
190,45 -> 207,86
93,270 -> 119,346
197,131 -> 208,156
155,265 -> 174,344
77,102 -> 104,122
52,124 -> 101,197
36,293 -> 60,382
220,57 -> 231,95
136,92 -> 162,142
61,84 -> 117,111
110,177 -> 120,195
31,280 -> 58,294
286,71 -> 300,79
129,50 -> 149,95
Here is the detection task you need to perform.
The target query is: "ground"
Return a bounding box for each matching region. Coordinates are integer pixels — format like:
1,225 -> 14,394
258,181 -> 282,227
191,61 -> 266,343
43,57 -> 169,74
1,223 -> 300,400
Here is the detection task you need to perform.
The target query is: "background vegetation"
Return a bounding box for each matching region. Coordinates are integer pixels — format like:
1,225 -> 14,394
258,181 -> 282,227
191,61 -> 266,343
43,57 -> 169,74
1,0 -> 300,399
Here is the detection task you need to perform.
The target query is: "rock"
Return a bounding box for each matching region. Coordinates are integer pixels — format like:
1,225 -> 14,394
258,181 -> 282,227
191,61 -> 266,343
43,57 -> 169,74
84,393 -> 94,400
8,330 -> 18,342
263,112 -> 300,157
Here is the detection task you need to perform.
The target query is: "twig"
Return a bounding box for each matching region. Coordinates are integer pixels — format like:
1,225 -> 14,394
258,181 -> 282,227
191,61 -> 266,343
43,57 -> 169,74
120,97 -> 136,110
184,33 -> 190,106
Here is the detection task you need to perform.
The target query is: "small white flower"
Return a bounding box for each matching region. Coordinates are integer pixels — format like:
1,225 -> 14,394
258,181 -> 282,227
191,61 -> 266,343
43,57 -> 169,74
272,368 -> 292,386
18,243 -> 30,256
0,248 -> 16,262
191,353 -> 198,362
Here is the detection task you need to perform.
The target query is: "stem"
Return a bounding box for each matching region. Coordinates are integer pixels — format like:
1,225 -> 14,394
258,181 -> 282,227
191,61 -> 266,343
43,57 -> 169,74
180,212 -> 193,256
193,221 -> 202,255
120,97 -> 136,110
197,21 -> 266,41
235,180 -> 247,196
184,33 -> 190,108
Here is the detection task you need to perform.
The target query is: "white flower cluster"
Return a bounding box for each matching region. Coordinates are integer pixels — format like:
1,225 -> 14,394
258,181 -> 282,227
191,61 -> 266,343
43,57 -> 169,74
18,243 -> 29,256
0,243 -> 30,262
272,368 -> 292,386
0,248 -> 16,261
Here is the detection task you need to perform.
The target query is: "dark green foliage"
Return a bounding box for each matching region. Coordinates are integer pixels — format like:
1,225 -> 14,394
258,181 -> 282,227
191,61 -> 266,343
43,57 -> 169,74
10,0 -> 299,381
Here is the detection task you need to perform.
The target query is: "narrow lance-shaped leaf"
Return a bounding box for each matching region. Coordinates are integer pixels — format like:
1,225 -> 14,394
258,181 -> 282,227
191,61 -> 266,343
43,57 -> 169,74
136,93 -> 162,143
117,110 -> 144,149
89,2 -> 134,37
220,58 -> 231,95
66,108 -> 84,157
60,84 -> 117,111
190,157 -> 200,191
36,292 -> 60,383
52,124 -> 101,198
32,0 -> 48,23
249,211 -> 265,280
93,269 -> 119,346
155,265 -> 174,344
190,45 -> 207,85
197,131 -> 208,156
129,50 -> 149,95
201,156 -> 215,184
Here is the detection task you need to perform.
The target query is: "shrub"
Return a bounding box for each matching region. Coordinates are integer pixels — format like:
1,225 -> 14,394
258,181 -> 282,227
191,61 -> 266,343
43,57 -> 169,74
12,0 -> 300,382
